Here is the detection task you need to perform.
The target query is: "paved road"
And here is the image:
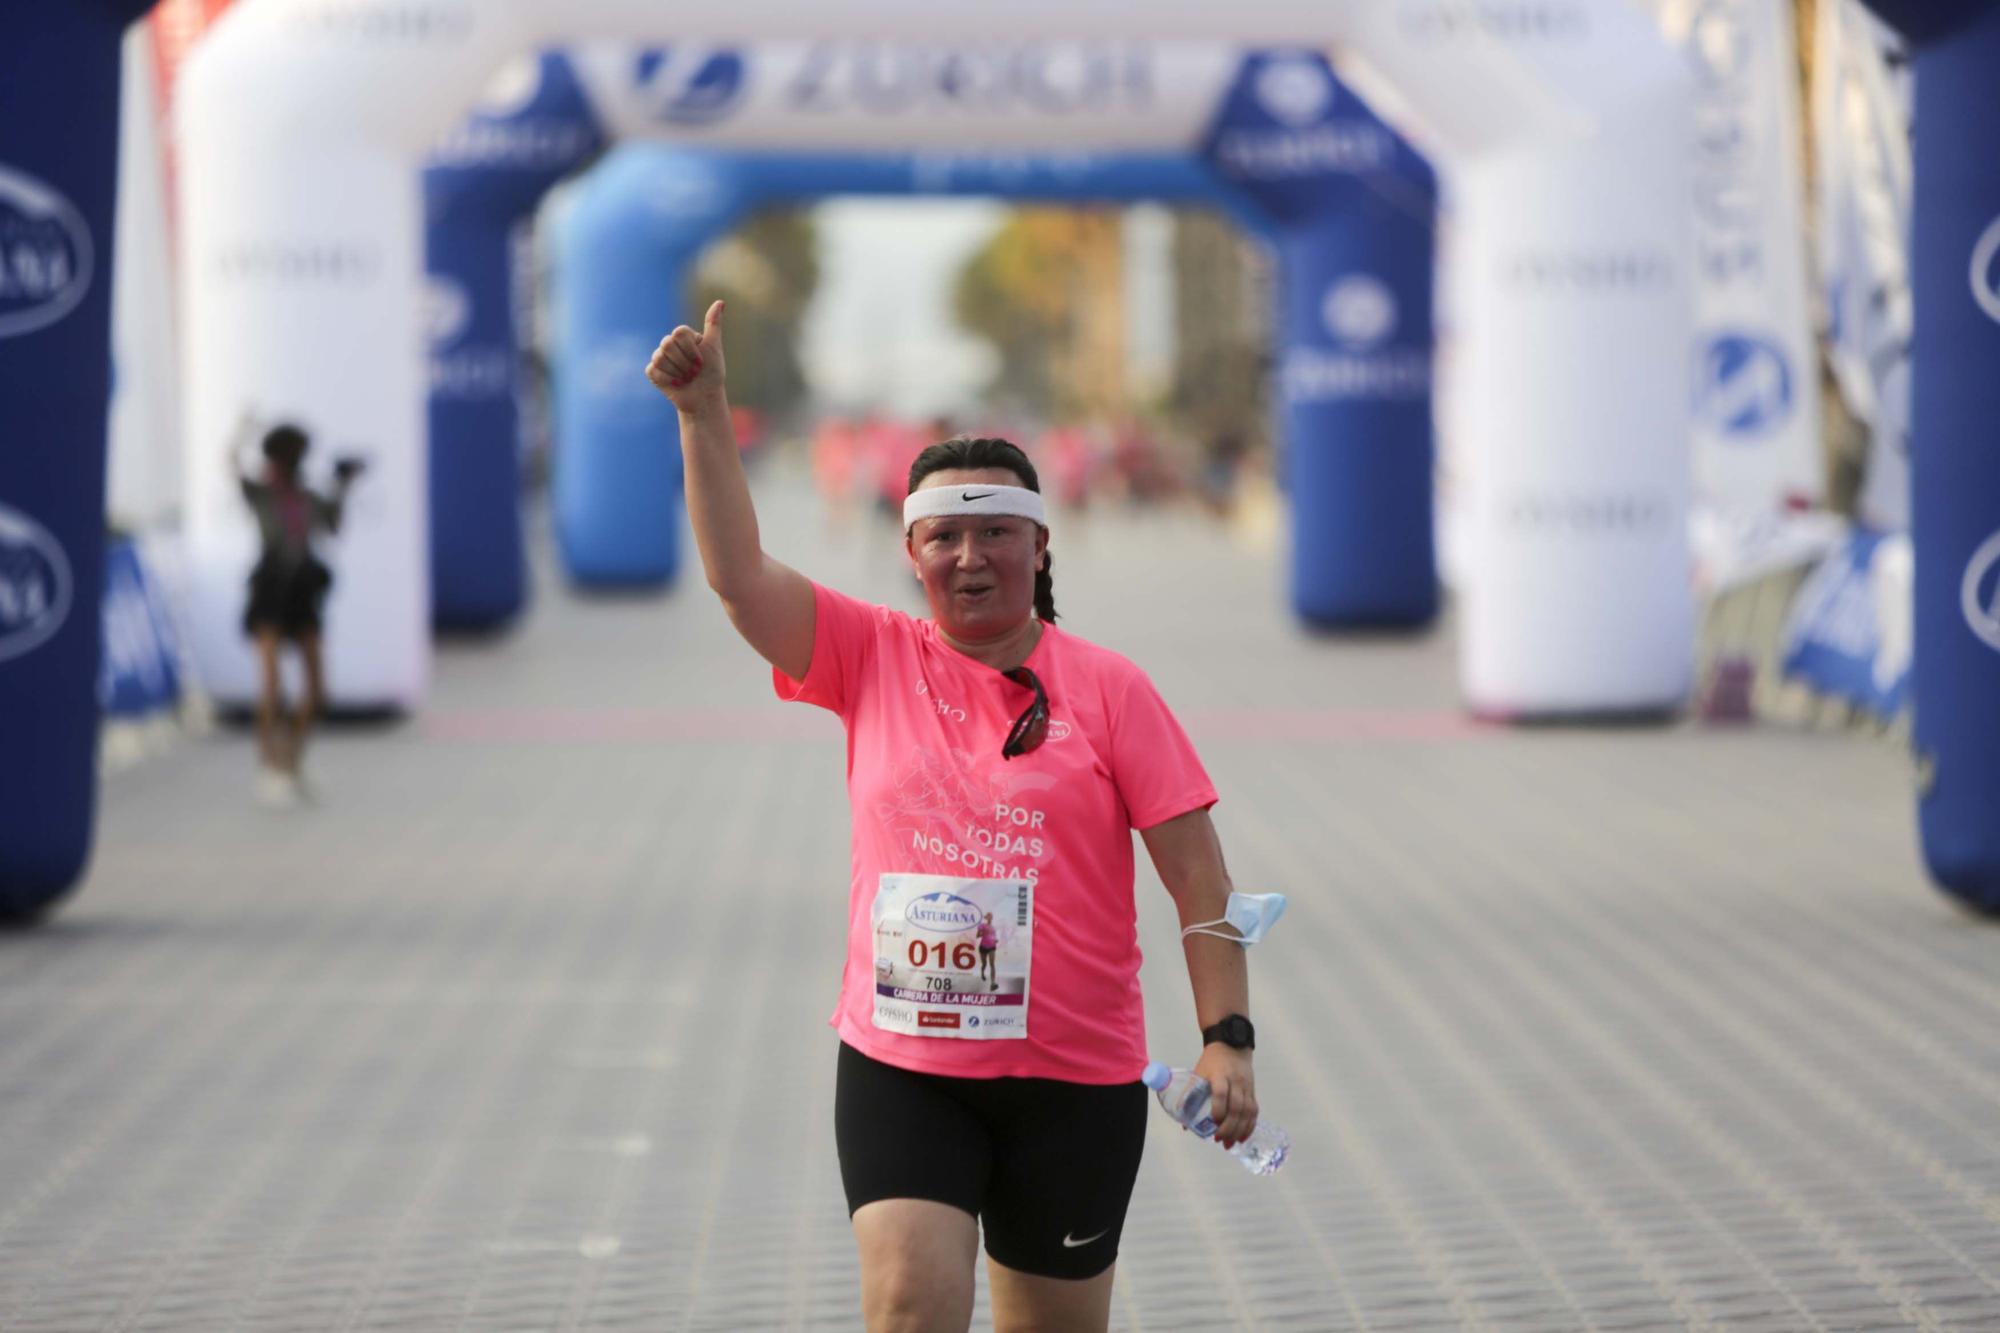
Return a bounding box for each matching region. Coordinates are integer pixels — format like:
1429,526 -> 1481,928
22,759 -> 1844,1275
3,475 -> 1995,1330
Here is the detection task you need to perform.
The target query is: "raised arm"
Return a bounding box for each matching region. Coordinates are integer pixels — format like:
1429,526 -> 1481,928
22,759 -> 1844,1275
1141,806 -> 1259,1149
646,301 -> 816,680
227,407 -> 263,493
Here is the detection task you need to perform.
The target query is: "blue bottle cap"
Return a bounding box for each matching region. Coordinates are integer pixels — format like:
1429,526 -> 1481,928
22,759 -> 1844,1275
1140,1060 -> 1172,1090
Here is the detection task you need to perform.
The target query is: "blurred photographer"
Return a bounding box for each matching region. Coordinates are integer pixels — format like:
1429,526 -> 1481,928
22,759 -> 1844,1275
228,411 -> 367,805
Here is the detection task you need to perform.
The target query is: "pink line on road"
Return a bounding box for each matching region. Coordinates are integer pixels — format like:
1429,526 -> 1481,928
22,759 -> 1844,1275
421,707 -> 1492,745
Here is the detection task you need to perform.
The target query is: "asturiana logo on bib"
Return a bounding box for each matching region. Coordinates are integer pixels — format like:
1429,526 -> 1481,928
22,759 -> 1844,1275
0,503 -> 74,664
906,892 -> 982,934
0,165 -> 93,339
1962,528 -> 2000,654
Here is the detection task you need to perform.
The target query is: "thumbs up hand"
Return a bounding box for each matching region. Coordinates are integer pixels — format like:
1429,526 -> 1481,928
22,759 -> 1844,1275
646,299 -> 728,415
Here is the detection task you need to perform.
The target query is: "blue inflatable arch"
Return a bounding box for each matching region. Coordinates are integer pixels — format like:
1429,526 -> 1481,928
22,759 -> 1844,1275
550,52 -> 1439,629
0,1 -> 155,919
424,52 -> 604,629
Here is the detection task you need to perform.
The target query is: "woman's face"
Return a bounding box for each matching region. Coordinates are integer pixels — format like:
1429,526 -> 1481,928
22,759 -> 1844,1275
906,467 -> 1048,642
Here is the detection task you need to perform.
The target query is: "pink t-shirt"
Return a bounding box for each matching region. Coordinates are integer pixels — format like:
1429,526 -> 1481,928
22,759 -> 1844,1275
774,582 -> 1216,1084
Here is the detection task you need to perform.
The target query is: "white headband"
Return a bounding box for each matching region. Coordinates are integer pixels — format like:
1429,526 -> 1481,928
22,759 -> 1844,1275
903,483 -> 1047,531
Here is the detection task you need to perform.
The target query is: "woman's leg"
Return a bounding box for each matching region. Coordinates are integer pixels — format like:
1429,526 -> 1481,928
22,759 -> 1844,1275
252,629 -> 285,771
852,1199 -> 979,1332
291,629 -> 326,774
987,1257 -> 1116,1333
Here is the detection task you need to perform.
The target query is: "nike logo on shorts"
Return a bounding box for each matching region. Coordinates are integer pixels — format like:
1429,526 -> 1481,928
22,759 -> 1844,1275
961,490 -> 995,501
1061,1228 -> 1110,1248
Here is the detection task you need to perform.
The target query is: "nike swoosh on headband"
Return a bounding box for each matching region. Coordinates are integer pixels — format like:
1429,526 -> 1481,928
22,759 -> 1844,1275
903,483 -> 1047,529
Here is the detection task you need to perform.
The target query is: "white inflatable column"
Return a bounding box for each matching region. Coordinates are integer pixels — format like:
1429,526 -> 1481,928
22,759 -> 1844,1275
1455,93 -> 1695,716
1346,2 -> 1698,717
176,1 -> 531,710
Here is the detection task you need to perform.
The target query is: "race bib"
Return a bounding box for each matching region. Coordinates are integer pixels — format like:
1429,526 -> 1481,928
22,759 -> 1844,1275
870,873 -> 1033,1040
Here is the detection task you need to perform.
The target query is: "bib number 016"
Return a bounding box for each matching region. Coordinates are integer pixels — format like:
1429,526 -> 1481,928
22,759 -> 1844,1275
908,940 -> 979,972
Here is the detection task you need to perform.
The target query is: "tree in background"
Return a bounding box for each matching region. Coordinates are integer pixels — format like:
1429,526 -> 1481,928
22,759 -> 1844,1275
1168,209 -> 1271,458
953,208 -> 1124,416
692,208 -> 819,421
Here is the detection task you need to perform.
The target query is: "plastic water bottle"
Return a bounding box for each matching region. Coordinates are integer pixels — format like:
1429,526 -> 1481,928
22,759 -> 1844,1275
1141,1061 -> 1290,1175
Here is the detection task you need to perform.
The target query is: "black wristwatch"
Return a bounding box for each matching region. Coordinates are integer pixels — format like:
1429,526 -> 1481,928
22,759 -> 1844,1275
1201,1014 -> 1255,1051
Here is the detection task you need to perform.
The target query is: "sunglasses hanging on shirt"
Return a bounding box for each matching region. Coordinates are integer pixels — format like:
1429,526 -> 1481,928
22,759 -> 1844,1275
1000,666 -> 1048,760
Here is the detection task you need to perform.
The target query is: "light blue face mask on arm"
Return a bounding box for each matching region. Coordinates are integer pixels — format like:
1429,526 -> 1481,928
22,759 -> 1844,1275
1179,891 -> 1288,946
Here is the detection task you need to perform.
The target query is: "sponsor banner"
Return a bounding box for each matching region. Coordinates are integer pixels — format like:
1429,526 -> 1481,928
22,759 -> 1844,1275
1813,0 -> 1912,531
1639,0 -> 1823,513
1691,503 -> 1846,593
572,42 -> 1240,151
1780,527 -> 1911,716
99,538 -> 183,719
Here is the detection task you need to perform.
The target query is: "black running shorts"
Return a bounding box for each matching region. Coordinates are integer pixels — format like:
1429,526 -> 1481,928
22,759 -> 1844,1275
834,1041 -> 1148,1281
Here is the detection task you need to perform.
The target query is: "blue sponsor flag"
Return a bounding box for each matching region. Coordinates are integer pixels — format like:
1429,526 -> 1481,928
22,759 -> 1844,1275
1779,528 -> 1912,717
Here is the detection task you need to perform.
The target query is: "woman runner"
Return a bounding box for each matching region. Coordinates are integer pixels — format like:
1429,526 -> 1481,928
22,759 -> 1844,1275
646,302 -> 1261,1332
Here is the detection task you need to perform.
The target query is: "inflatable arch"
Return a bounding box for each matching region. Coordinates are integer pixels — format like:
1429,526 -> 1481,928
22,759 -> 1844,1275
172,2 -> 1697,721
428,47 -> 1442,624
4,0 -> 1698,914
1857,1 -> 2000,913
547,52 -> 1438,631
424,52 -> 604,629
0,0 -> 154,919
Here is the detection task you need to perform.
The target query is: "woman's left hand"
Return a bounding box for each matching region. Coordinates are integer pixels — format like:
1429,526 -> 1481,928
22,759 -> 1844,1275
1192,1043 -> 1258,1149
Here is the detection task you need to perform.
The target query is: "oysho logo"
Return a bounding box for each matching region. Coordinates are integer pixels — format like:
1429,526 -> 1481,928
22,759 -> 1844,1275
1970,214 -> 2000,325
1501,491 -> 1673,535
212,240 -> 382,287
1962,528 -> 2000,655
1698,333 -> 1793,438
1322,275 -> 1398,349
1401,2 -> 1591,42
0,164 -> 94,339
633,48 -> 748,125
0,503 -> 74,664
1252,56 -> 1333,128
906,892 -> 982,934
1503,249 -> 1674,293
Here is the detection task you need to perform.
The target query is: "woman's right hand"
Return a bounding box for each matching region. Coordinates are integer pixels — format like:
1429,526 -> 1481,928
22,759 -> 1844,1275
645,299 -> 728,415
